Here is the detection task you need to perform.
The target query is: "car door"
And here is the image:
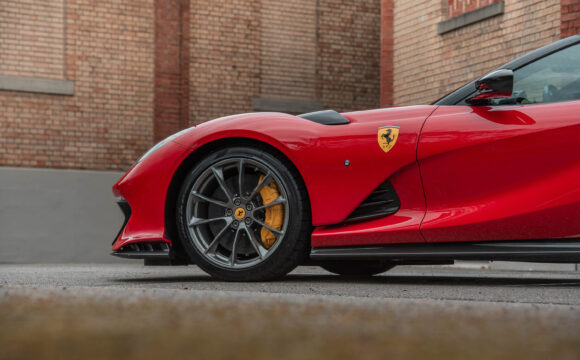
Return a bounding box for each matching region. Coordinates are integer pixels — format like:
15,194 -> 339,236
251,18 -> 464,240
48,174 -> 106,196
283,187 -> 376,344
418,43 -> 580,243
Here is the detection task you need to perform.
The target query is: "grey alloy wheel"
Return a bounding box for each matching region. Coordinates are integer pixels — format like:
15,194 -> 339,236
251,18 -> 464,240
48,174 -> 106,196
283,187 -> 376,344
176,146 -> 310,281
185,157 -> 289,269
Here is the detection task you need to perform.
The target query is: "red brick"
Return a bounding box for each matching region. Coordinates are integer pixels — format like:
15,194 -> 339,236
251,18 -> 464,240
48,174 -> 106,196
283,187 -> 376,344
562,0 -> 580,38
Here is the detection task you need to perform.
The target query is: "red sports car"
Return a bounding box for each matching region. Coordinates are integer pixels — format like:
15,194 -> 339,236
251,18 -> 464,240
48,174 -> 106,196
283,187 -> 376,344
112,35 -> 580,281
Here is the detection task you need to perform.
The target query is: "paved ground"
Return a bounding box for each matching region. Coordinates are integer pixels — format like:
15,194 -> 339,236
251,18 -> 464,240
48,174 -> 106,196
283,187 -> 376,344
3,264 -> 580,359
2,263 -> 580,305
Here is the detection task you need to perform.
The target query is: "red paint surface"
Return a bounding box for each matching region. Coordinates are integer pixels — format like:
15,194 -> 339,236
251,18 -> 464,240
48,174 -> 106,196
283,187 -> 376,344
418,102 -> 580,242
113,101 -> 580,251
112,106 -> 435,249
174,106 -> 434,226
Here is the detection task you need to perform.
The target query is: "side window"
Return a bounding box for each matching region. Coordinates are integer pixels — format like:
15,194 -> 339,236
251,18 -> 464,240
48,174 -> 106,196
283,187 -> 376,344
511,44 -> 580,105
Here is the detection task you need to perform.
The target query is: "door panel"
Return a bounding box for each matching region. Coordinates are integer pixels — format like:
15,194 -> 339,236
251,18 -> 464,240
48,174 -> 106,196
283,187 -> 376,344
418,102 -> 580,243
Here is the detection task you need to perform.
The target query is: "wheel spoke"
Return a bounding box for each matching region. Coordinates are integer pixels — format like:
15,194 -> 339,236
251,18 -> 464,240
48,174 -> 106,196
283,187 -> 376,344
238,159 -> 244,199
191,191 -> 228,208
211,166 -> 234,202
204,220 -> 232,255
230,228 -> 241,265
252,197 -> 287,212
252,217 -> 284,236
189,216 -> 228,227
243,225 -> 267,259
248,172 -> 272,200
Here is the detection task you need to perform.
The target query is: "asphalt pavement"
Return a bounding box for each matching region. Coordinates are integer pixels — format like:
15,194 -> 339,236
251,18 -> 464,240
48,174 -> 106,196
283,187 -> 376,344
4,263 -> 580,359
2,263 -> 580,306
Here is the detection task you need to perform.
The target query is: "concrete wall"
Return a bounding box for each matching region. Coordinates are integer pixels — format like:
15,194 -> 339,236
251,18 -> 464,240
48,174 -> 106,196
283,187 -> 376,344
0,167 -> 125,263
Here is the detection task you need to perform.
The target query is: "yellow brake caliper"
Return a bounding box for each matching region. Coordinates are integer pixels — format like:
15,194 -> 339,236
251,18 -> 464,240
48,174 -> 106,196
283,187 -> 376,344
258,175 -> 284,248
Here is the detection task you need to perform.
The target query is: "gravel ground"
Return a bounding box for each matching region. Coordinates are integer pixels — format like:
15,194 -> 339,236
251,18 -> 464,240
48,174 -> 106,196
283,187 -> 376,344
2,263 -> 580,359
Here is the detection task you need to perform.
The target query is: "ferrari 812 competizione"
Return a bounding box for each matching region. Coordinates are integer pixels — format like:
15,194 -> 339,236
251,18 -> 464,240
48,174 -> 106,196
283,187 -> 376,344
112,35 -> 580,281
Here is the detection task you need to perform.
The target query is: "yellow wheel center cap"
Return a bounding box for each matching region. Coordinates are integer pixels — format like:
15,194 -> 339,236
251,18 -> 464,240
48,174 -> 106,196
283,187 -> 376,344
234,207 -> 246,219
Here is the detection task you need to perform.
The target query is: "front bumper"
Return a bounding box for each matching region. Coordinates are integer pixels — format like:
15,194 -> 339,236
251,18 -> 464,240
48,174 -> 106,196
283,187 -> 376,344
111,198 -> 172,262
111,140 -> 189,253
111,241 -> 171,261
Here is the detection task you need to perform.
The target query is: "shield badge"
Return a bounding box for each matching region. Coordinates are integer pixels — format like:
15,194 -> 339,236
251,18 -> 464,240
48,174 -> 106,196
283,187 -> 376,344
377,126 -> 399,154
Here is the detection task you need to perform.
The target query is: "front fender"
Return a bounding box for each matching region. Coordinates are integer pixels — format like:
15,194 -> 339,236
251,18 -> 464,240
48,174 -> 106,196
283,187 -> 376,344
172,108 -> 434,226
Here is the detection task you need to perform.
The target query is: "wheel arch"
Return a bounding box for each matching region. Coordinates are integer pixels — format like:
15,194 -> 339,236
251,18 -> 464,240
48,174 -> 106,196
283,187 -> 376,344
164,136 -> 312,260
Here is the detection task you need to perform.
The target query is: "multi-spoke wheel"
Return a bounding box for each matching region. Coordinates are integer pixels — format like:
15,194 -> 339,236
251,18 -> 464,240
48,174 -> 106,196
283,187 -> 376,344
177,146 -> 310,281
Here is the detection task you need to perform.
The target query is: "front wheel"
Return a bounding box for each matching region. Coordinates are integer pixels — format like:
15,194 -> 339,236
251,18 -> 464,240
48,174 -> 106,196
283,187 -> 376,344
176,146 -> 310,281
320,261 -> 394,277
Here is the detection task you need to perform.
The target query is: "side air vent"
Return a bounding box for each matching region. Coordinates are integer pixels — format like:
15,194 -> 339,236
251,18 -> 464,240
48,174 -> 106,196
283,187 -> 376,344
345,180 -> 400,222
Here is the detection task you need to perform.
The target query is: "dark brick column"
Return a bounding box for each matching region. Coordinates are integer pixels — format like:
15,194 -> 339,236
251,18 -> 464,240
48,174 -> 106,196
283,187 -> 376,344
154,0 -> 190,142
561,0 -> 580,38
380,0 -> 394,107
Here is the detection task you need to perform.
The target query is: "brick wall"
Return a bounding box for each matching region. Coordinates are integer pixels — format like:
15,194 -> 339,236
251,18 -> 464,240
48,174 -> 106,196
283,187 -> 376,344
189,0 -> 381,125
1,0 -> 380,170
154,0 -> 189,142
0,0 -> 65,79
380,0 -> 394,106
188,0 -> 262,125
393,0 -> 561,106
0,0 -> 574,171
317,0 -> 381,112
447,0 -> 502,17
0,0 -> 154,170
261,0 -> 317,100
561,0 -> 580,38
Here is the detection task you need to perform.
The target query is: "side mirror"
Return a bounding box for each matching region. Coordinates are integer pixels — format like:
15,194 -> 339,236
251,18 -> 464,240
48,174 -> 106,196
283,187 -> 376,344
467,69 -> 514,105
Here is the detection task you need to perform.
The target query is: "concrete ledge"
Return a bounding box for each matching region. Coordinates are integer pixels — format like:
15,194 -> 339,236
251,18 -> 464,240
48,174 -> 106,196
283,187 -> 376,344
253,97 -> 324,114
0,75 -> 74,96
0,167 -> 124,263
438,1 -> 504,35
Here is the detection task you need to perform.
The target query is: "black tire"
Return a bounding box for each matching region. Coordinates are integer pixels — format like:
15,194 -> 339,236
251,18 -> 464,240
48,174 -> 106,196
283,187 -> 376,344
176,145 -> 310,281
320,261 -> 394,277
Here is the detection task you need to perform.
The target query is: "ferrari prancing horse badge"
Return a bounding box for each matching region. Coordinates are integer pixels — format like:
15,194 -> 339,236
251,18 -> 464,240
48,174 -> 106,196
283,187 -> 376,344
377,126 -> 399,154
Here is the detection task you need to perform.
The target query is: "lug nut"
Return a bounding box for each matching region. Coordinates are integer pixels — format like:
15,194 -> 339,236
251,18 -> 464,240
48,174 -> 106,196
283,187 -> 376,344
246,203 -> 252,210
226,209 -> 233,216
232,221 -> 239,228
234,199 -> 241,206
244,217 -> 252,225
